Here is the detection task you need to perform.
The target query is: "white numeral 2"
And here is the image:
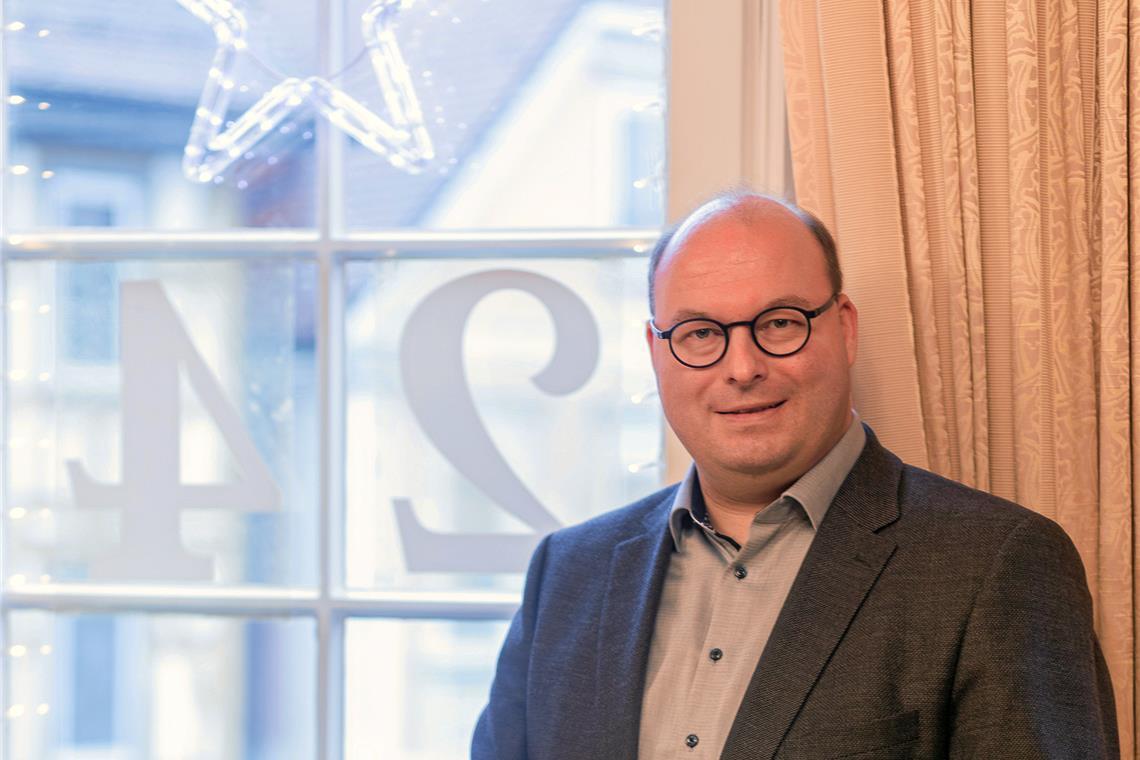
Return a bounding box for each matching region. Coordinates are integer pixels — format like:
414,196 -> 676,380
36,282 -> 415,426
395,270 -> 599,573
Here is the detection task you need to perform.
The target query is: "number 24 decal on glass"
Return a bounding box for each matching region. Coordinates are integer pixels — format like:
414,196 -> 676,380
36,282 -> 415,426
395,270 -> 600,574
67,281 -> 281,582
64,273 -> 598,580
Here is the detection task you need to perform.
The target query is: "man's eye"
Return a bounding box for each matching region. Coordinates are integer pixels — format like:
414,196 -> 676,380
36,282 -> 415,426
679,326 -> 722,342
760,317 -> 802,331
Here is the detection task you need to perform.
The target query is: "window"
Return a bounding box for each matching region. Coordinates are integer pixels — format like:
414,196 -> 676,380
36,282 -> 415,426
1,0 -> 694,757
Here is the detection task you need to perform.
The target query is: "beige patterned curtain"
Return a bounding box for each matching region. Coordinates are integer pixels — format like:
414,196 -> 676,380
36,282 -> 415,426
779,0 -> 1138,753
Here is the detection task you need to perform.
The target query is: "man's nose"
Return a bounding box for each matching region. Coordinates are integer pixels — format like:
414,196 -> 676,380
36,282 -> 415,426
721,324 -> 769,384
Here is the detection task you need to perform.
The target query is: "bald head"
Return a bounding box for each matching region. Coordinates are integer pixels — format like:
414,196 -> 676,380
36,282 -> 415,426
647,193 -> 841,316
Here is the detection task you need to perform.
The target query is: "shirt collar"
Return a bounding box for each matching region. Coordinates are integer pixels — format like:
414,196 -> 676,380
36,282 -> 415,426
667,413 -> 867,550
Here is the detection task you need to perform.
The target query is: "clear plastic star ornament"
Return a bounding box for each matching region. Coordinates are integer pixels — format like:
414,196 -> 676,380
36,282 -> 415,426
176,0 -> 434,182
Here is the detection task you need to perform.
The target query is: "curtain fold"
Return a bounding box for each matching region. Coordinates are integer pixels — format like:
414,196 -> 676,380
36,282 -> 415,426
780,0 -> 1138,752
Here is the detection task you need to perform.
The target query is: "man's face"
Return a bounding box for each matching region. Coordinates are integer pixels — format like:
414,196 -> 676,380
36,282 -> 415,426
646,206 -> 858,489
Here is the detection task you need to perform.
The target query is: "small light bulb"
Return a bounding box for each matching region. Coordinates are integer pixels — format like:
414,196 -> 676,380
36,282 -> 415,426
6,21 -> 26,32
8,645 -> 26,658
7,95 -> 25,105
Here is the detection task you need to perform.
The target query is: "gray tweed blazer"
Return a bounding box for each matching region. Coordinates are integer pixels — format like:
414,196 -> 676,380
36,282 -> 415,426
472,426 -> 1119,759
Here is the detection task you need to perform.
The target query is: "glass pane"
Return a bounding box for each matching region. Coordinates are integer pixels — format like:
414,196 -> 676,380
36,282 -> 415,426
339,0 -> 665,230
4,257 -> 319,588
344,254 -> 662,592
4,0 -> 319,230
344,618 -> 508,760
5,610 -> 315,759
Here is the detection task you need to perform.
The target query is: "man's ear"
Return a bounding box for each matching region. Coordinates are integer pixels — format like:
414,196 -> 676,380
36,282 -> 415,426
837,294 -> 858,366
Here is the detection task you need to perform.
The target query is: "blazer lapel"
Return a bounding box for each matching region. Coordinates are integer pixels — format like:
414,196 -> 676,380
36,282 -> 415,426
721,432 -> 903,760
593,495 -> 675,757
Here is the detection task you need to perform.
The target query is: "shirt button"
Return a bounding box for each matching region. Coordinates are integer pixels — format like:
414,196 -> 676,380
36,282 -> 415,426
709,647 -> 723,661
733,565 -> 748,580
686,734 -> 700,748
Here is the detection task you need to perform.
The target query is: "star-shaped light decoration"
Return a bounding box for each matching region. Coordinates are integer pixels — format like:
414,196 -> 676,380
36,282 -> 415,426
176,0 -> 434,182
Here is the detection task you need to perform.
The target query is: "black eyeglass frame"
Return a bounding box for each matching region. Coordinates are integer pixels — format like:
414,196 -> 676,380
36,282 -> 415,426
650,293 -> 839,368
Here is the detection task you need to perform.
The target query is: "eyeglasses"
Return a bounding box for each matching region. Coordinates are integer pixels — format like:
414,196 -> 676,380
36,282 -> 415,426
650,294 -> 838,368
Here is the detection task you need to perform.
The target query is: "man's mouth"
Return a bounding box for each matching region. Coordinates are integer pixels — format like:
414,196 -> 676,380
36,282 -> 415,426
717,400 -> 786,415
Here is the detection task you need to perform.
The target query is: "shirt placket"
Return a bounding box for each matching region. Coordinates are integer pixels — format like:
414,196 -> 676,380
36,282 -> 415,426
676,517 -> 794,757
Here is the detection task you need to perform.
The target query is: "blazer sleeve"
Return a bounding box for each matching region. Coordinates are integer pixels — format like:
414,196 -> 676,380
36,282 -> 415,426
948,515 -> 1119,758
471,534 -> 552,760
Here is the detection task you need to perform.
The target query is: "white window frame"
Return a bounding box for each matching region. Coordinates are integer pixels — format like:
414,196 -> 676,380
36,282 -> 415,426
0,1 -> 789,757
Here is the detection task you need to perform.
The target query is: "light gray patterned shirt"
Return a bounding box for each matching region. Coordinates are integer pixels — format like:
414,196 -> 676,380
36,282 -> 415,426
637,416 -> 867,759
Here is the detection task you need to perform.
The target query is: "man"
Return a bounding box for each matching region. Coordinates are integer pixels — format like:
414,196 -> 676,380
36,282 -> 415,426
472,193 -> 1118,759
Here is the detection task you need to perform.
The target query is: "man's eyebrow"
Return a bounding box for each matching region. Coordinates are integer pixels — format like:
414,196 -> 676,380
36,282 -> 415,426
669,308 -> 713,321
666,295 -> 820,322
762,294 -> 818,310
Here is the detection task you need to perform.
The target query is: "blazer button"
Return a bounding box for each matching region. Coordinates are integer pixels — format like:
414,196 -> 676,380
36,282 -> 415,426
733,565 -> 747,580
709,647 -> 723,661
686,734 -> 700,748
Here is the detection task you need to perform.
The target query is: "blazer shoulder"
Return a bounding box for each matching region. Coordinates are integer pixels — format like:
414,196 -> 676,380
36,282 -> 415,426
896,462 -> 1076,556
